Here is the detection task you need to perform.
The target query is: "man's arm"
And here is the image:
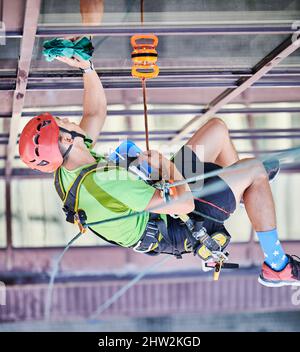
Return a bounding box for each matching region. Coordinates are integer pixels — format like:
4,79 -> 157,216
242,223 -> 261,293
55,56 -> 107,145
79,68 -> 107,145
79,0 -> 107,144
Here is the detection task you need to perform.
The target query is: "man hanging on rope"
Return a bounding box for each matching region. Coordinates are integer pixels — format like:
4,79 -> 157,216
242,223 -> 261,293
19,51 -> 300,287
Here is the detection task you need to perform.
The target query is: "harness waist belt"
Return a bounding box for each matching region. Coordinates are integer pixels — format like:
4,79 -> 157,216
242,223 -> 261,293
131,213 -> 162,253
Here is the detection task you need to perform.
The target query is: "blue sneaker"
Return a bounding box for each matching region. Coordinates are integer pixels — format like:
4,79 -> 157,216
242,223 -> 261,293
262,158 -> 280,184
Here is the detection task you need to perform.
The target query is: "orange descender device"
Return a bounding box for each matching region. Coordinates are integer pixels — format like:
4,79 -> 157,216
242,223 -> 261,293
130,34 -> 159,79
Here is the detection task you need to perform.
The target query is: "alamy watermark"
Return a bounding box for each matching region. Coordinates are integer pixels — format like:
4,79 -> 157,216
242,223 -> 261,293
95,140 -> 205,187
291,286 -> 300,306
0,21 -> 6,46
0,281 -> 6,306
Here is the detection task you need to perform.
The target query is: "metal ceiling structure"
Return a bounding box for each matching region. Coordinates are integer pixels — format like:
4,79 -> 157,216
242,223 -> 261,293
171,35 -> 300,142
0,0 -> 300,330
0,1 -> 299,253
0,1 -> 299,250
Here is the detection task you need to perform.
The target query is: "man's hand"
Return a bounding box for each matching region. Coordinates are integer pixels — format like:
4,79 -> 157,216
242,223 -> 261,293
55,56 -> 91,70
137,150 -> 164,169
139,149 -> 195,214
136,150 -> 172,180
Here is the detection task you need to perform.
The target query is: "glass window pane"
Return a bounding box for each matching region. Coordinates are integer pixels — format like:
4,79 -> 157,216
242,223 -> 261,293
0,38 -> 20,73
225,207 -> 252,243
279,49 -> 300,67
272,174 -> 300,240
11,179 -> 106,247
31,34 -> 289,71
39,0 -> 300,25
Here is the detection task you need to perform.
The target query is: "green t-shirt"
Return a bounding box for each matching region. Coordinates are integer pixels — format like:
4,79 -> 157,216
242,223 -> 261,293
56,141 -> 161,247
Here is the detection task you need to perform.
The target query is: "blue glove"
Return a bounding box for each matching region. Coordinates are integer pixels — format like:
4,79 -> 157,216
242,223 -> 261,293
43,37 -> 94,62
108,140 -> 152,178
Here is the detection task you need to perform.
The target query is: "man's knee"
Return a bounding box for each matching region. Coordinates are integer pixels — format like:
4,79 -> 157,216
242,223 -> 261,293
207,117 -> 228,134
250,158 -> 268,182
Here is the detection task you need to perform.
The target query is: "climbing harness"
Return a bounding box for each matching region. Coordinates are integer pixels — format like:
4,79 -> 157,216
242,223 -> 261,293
131,213 -> 163,254
53,143 -> 300,280
54,157 -> 182,258
161,182 -> 239,281
53,142 -> 239,279
54,161 -> 126,247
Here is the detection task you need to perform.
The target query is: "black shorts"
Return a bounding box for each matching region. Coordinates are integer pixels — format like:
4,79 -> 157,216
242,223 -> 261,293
149,146 -> 236,256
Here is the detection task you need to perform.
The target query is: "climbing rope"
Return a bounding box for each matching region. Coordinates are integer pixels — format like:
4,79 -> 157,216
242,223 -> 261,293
160,145 -> 300,189
44,144 -> 300,321
131,5 -> 159,151
141,0 -> 144,25
84,145 -> 300,229
88,255 -> 171,320
142,78 -> 150,151
44,231 -> 83,321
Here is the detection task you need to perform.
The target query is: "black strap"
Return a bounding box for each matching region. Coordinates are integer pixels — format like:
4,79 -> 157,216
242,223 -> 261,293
54,161 -> 126,247
54,168 -> 65,201
88,226 -> 121,247
149,213 -> 182,259
55,161 -> 182,256
58,127 -> 93,160
63,163 -> 99,223
55,161 -> 113,223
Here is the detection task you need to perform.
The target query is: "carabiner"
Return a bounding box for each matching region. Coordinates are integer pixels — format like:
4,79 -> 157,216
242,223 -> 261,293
74,209 -> 87,234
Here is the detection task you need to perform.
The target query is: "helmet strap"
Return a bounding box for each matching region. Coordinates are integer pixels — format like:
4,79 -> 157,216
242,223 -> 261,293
59,127 -> 91,160
59,127 -> 86,140
62,144 -> 73,160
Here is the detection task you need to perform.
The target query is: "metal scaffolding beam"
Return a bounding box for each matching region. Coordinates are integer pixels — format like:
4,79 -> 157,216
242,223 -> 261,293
28,68 -> 253,78
5,179 -> 13,270
35,24 -> 295,37
3,79 -> 300,91
1,128 -> 300,147
170,35 -> 300,143
4,24 -> 296,38
52,135 -> 300,142
5,0 -> 41,177
1,106 -> 300,119
3,0 -> 41,269
2,68 -> 300,92
21,68 -> 300,79
2,127 -> 300,140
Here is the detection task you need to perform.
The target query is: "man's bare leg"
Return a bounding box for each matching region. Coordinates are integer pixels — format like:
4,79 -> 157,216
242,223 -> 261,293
219,159 -> 276,231
184,118 -> 300,285
80,0 -> 104,25
185,117 -> 276,230
186,118 -> 239,167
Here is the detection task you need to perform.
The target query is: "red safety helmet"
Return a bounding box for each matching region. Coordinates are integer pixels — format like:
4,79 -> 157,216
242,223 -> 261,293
19,113 -> 63,173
